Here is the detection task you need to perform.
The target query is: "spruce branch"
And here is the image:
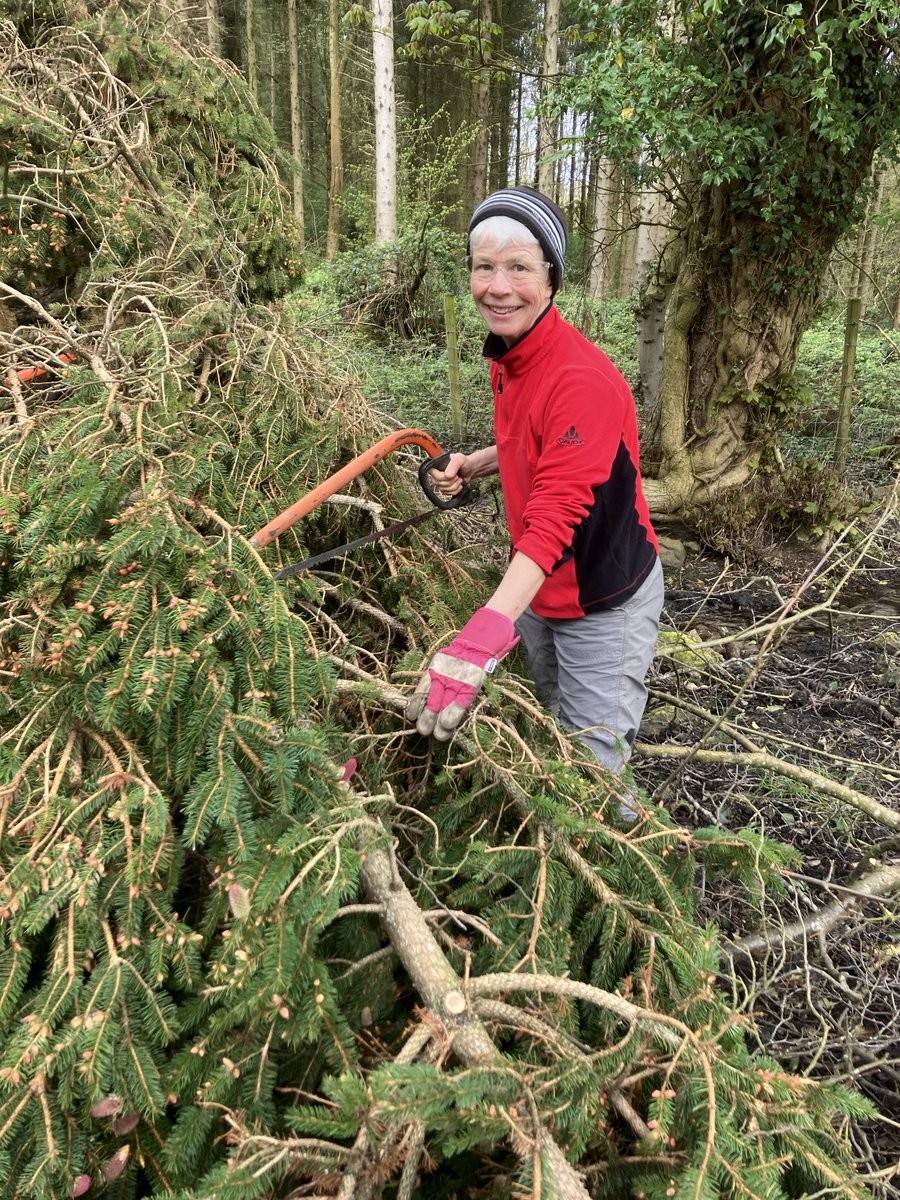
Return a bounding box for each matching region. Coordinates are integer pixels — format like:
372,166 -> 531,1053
464,973 -> 719,1196
2,365 -> 30,431
332,674 -> 695,932
222,1109 -> 353,1174
358,829 -> 593,1200
472,998 -> 592,1059
279,817 -> 382,907
607,1088 -> 652,1141
0,281 -> 117,389
467,973 -> 693,1053
331,1022 -> 434,1200
396,1120 -> 425,1200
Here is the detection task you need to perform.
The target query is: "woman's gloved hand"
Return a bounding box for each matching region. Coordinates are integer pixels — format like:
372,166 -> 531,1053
406,607 -> 519,740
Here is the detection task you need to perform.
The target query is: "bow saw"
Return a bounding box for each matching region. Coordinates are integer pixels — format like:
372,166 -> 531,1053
248,428 -> 478,578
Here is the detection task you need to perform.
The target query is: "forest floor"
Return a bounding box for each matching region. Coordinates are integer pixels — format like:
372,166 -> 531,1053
636,514 -> 900,1193
453,496 -> 900,1191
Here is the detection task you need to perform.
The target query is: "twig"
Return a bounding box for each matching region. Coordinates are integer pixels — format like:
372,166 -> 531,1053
728,863 -> 900,956
2,367 -> 30,429
634,741 -> 900,831
466,973 -> 688,1052
0,282 -> 117,388
608,1088 -> 652,1141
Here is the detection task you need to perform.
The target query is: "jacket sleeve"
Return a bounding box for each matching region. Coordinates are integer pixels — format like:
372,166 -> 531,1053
513,363 -> 631,574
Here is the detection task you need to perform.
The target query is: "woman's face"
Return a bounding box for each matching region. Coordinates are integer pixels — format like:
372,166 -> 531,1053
469,236 -> 553,346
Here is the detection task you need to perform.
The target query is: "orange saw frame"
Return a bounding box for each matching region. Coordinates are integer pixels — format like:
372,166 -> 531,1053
249,428 -> 446,549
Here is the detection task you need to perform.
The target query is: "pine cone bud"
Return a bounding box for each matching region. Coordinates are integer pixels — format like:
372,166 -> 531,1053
89,1095 -> 121,1119
227,884 -> 251,919
114,1111 -> 141,1135
102,1145 -> 131,1183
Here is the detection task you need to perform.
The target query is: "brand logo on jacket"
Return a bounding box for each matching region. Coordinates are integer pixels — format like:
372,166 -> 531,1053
556,425 -> 585,447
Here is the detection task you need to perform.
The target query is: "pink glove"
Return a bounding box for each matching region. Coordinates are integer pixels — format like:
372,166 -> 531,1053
406,607 -> 519,741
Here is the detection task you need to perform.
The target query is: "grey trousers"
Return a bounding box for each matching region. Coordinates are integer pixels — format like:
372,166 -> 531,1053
515,557 -> 664,772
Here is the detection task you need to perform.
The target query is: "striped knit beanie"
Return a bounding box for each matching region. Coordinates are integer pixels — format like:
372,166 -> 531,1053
468,186 -> 568,294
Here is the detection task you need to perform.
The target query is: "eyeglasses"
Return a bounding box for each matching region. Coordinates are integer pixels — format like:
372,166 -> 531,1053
466,257 -> 552,282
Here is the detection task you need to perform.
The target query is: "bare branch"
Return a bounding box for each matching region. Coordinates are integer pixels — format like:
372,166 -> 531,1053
729,863 -> 900,957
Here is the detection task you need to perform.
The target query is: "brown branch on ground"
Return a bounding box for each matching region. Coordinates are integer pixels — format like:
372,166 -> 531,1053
634,740 -> 900,831
356,827 -> 594,1200
727,862 -> 900,957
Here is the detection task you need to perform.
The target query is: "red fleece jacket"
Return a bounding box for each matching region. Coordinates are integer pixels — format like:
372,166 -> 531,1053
488,305 -> 658,619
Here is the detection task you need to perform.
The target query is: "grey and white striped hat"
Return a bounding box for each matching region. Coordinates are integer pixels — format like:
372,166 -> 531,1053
468,186 -> 568,293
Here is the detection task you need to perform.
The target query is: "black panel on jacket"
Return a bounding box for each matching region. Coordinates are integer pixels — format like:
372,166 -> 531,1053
569,438 -> 656,612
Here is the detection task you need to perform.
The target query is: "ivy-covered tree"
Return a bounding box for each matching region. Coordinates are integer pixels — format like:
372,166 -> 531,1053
562,1 -> 900,511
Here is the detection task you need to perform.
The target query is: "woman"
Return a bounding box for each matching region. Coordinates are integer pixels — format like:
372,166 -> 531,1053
406,186 -> 663,782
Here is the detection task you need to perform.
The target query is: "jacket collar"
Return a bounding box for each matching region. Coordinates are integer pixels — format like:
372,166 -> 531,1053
483,303 -> 558,367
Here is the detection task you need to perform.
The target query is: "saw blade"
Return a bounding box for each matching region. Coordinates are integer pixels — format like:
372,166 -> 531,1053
274,508 -> 437,579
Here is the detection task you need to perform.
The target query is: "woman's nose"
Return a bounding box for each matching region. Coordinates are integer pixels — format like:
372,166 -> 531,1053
488,268 -> 513,294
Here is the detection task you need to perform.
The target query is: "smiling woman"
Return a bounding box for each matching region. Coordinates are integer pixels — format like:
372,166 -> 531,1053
467,235 -> 554,345
407,186 -> 664,805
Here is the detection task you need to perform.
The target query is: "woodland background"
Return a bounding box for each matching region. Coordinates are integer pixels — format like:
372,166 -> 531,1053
0,2 -> 898,1199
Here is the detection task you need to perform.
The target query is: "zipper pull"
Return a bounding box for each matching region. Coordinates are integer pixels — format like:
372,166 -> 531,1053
497,365 -> 504,394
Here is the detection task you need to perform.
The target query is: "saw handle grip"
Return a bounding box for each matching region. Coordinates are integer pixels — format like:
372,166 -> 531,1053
418,452 -> 479,511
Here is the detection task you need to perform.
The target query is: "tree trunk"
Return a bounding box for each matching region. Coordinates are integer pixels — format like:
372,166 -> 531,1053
536,0 -> 559,198
490,51 -> 510,191
850,163 -> 885,315
616,174 -> 639,297
834,295 -> 861,475
635,182 -> 673,420
587,156 -> 618,300
326,0 -> 343,259
287,0 -> 305,250
372,0 -> 397,245
304,20 -> 316,179
471,0 -> 492,208
244,0 -> 258,99
567,109 -> 579,211
514,73 -> 523,186
358,838 -> 594,1200
581,156 -> 598,284
645,171 -> 875,512
268,40 -> 276,128
205,0 -> 220,54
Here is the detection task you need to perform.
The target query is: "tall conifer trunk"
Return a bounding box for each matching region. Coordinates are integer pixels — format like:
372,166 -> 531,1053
471,0 -> 492,207
287,0 -> 305,250
372,0 -> 397,245
616,170 -> 639,297
491,74 -> 511,191
244,0 -> 258,98
587,156 -> 618,300
326,0 -> 344,258
536,0 -> 559,196
205,0 -> 220,54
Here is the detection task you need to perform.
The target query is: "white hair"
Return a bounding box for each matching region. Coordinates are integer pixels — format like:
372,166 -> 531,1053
469,215 -> 540,254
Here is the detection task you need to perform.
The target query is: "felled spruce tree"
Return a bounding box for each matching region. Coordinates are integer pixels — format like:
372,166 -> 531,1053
0,3 -> 875,1198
